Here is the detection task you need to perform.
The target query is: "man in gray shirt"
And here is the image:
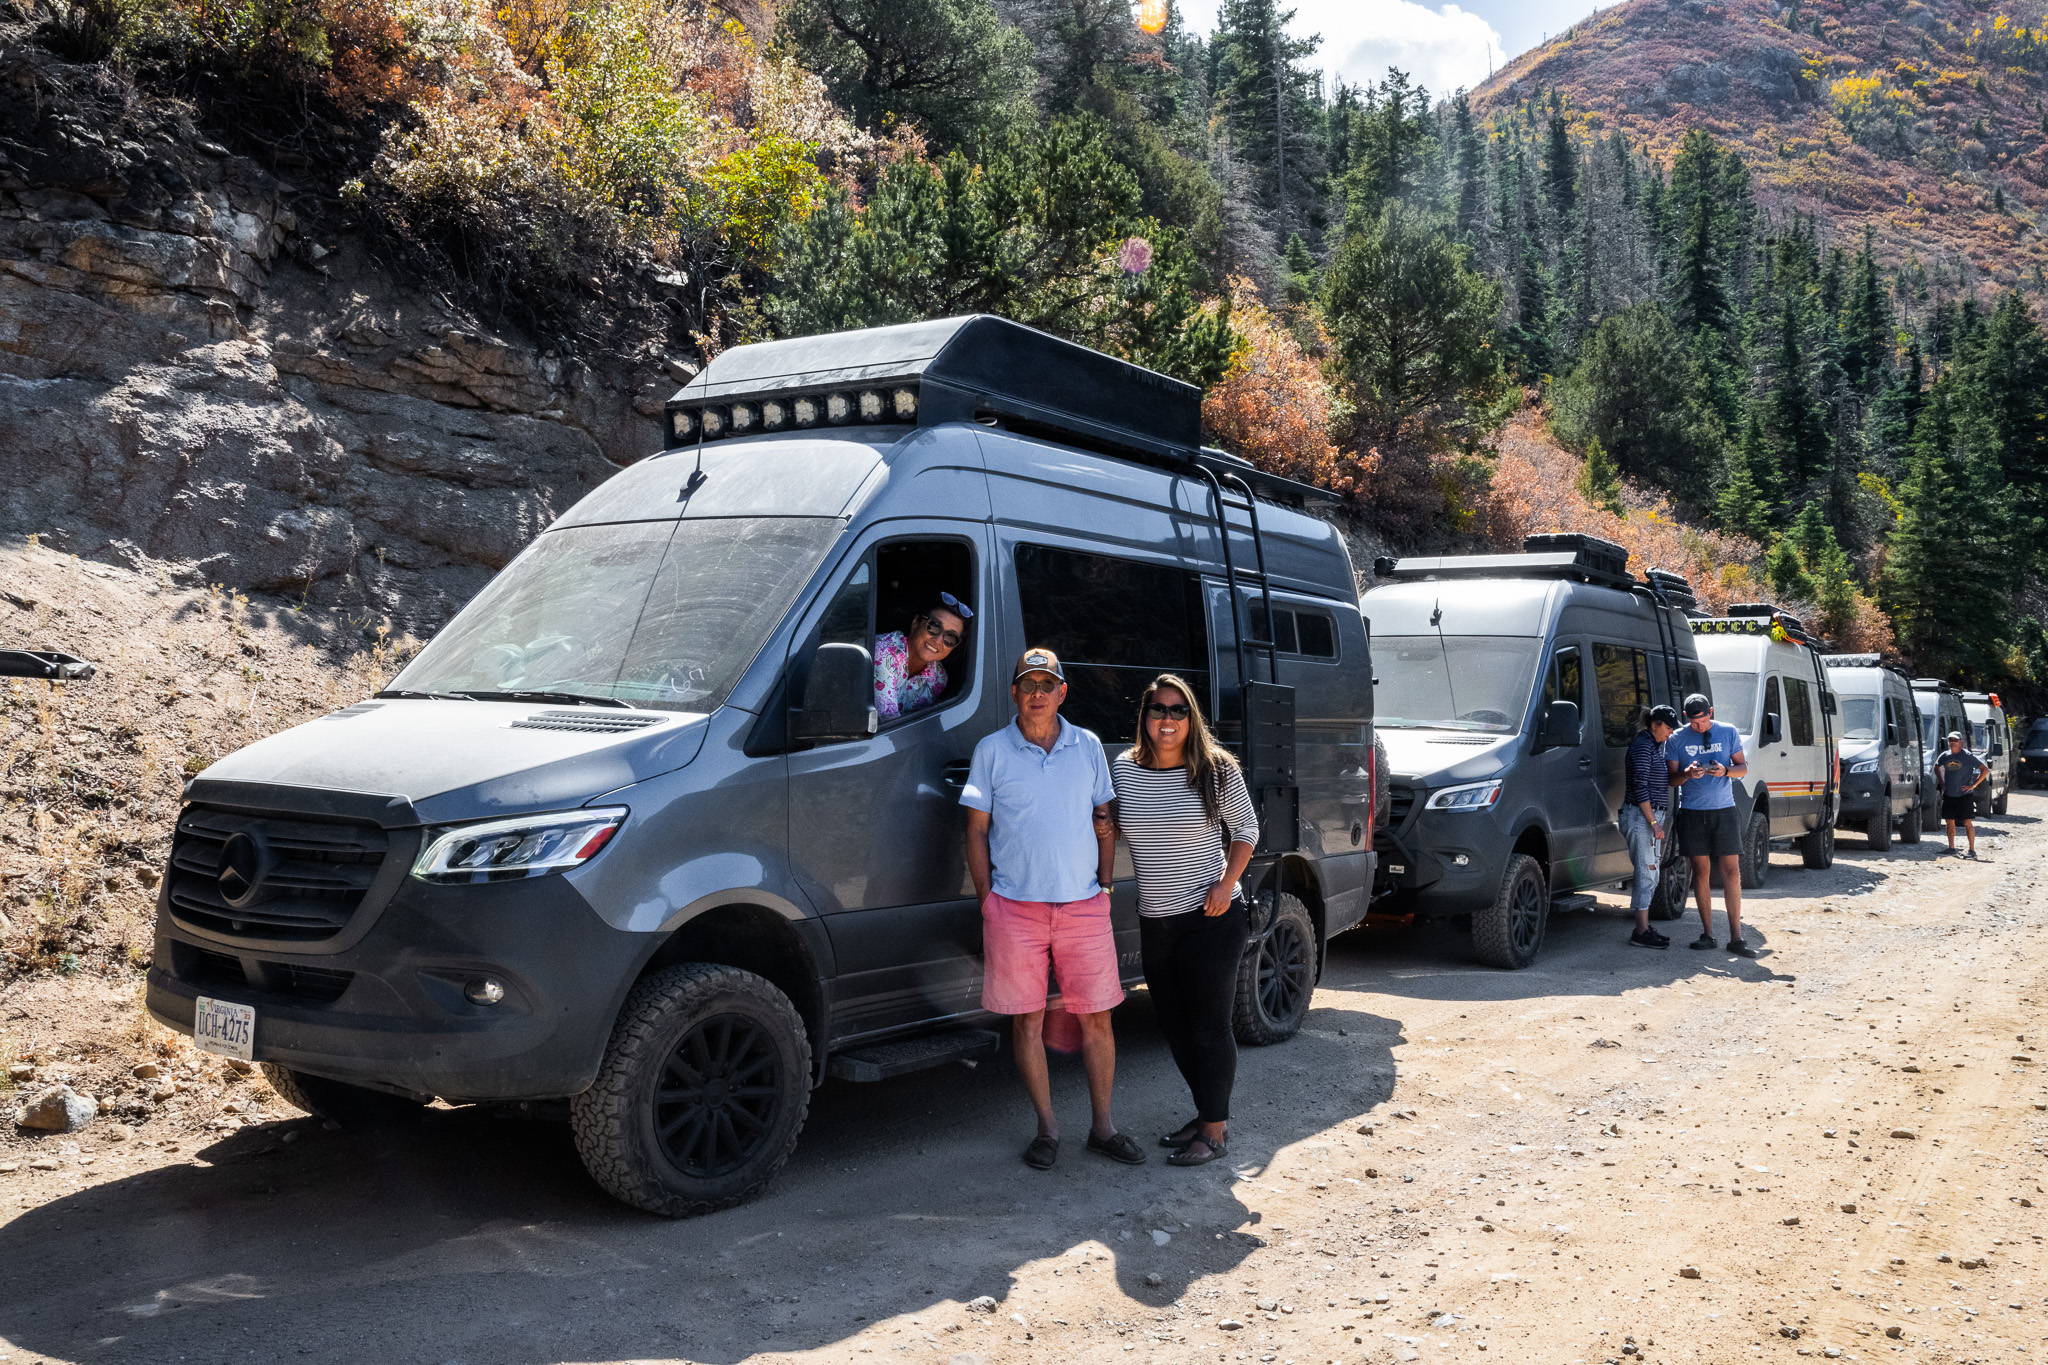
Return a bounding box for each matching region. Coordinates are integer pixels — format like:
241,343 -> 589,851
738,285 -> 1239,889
1934,731 -> 1989,857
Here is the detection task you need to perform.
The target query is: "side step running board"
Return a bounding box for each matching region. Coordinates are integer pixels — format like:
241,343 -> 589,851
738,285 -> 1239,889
827,1028 -> 1001,1083
1550,893 -> 1598,913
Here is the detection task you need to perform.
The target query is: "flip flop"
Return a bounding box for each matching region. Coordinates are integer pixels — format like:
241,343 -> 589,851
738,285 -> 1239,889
1022,1135 -> 1058,1170
1166,1135 -> 1228,1167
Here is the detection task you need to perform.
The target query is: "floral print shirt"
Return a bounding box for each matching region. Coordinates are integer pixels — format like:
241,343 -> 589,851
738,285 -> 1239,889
873,631 -> 948,720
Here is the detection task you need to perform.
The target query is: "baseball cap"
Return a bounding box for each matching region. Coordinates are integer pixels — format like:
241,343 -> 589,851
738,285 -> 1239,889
1647,704 -> 1680,728
1013,647 -> 1065,683
1947,730 -> 1964,741
1681,693 -> 1713,719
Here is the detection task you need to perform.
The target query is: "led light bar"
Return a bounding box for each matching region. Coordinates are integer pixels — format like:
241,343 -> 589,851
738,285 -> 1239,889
661,383 -> 924,451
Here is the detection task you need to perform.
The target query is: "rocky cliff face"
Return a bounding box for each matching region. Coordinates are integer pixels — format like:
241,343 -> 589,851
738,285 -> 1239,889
0,45 -> 678,629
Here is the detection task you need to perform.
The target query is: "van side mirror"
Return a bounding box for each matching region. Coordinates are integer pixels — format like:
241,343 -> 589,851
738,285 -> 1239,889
792,642 -> 878,743
1536,700 -> 1582,750
1761,711 -> 1783,746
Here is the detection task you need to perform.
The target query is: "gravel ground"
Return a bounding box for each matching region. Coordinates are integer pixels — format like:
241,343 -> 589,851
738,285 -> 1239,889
1,796 -> 2043,1365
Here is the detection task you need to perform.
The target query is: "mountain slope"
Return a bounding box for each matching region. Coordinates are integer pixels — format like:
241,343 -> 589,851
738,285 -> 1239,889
1477,0 -> 2048,287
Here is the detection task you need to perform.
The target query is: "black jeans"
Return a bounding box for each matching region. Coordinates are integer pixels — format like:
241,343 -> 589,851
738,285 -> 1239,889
1140,901 -> 1249,1124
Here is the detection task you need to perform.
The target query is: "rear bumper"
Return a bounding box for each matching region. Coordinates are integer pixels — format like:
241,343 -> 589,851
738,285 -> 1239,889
148,875 -> 650,1101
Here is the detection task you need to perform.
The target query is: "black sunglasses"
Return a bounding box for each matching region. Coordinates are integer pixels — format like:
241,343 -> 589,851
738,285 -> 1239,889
915,617 -> 965,650
1144,702 -> 1191,720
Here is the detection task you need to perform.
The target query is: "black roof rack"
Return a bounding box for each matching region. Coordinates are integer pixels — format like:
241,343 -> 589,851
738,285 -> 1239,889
1374,531 -> 1639,591
1910,677 -> 1955,691
664,315 -> 1336,508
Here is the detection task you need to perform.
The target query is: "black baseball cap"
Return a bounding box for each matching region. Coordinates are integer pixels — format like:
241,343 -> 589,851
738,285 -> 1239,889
1647,704 -> 1680,728
1681,693 -> 1713,719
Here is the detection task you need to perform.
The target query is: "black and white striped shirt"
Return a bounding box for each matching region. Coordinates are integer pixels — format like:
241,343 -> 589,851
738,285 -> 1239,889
1111,755 -> 1261,917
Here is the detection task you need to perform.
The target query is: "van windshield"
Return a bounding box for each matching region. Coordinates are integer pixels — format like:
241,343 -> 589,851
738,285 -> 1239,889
1708,672 -> 1757,732
2029,720 -> 2048,748
1919,709 -> 1939,751
1971,721 -> 1990,750
1840,697 -> 1880,743
391,517 -> 840,712
1374,636 -> 1541,732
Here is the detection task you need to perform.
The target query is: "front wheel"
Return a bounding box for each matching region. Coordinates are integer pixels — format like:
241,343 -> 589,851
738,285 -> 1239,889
1994,786 -> 2009,816
1800,820 -> 1835,869
1649,844 -> 1690,922
1741,811 -> 1771,888
571,963 -> 811,1218
1866,805 -> 1892,851
1233,894 -> 1318,1045
1471,853 -> 1548,970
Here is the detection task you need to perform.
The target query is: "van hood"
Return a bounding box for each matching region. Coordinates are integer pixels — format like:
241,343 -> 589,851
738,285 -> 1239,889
1379,726 -> 1516,786
185,699 -> 711,827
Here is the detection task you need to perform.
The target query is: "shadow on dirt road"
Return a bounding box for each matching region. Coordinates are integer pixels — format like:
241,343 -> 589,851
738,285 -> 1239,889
0,996 -> 1401,1363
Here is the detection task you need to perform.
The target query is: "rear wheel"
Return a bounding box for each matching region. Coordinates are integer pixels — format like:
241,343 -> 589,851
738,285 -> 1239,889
1922,793 -> 1942,832
1866,805 -> 1892,851
1898,800 -> 1922,844
1649,844 -> 1690,922
1994,786 -> 2009,816
571,963 -> 811,1217
260,1064 -> 427,1126
1233,894 -> 1318,1045
1800,821 -> 1835,870
1741,811 -> 1771,888
1471,853 -> 1547,970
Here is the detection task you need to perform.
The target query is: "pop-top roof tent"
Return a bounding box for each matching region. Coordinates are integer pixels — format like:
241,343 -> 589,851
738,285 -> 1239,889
662,314 -> 1333,508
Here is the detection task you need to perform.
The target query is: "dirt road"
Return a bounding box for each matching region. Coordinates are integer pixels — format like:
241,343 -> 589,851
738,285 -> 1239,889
3,797 -> 2045,1365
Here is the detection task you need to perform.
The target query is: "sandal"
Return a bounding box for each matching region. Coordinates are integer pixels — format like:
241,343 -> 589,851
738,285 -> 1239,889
1086,1131 -> 1146,1165
1021,1134 -> 1059,1170
1159,1120 -> 1201,1149
1166,1135 -> 1228,1167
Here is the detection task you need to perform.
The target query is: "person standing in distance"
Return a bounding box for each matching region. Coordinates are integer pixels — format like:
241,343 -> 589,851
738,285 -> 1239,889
962,648 -> 1145,1170
1666,693 -> 1755,957
1624,704 -> 1680,949
1934,730 -> 1990,857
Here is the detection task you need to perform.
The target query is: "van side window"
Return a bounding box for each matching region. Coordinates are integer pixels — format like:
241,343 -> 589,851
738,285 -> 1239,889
1784,676 -> 1816,747
1763,675 -> 1782,735
1592,644 -> 1649,748
1248,604 -> 1339,660
1680,663 -> 1707,701
804,540 -> 974,736
1016,544 -> 1209,742
1541,646 -> 1584,716
816,560 -> 872,647
1294,611 -> 1337,659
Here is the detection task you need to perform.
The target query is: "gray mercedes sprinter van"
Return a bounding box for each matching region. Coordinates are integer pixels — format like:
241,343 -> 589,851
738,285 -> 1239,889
1822,654 -> 1924,849
1362,535 -> 1704,969
145,317 -> 1374,1216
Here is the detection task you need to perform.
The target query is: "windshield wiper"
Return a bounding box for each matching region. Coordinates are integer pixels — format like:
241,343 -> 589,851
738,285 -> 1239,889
375,688 -> 459,700
455,690 -> 634,708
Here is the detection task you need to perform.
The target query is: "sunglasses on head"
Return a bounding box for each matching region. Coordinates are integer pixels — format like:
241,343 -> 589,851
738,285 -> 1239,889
1015,676 -> 1061,695
1144,702 -> 1191,720
915,617 -> 965,650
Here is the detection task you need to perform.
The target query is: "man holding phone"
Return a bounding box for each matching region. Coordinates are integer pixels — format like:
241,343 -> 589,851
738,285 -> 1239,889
1666,693 -> 1755,957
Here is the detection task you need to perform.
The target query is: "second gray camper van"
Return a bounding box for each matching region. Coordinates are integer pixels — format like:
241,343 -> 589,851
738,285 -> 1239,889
143,317 -> 1374,1216
1364,536 -> 1706,969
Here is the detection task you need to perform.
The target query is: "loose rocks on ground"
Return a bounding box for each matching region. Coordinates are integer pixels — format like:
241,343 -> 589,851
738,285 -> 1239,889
14,1084 -> 97,1133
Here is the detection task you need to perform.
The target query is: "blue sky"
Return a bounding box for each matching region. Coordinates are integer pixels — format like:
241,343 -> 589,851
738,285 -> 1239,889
1170,0 -> 1613,97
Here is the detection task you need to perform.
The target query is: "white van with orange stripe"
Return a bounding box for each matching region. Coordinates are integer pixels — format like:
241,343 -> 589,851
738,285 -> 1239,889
1687,606 -> 1841,886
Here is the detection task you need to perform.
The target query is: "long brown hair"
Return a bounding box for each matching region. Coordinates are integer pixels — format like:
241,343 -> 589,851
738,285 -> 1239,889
1125,673 -> 1239,822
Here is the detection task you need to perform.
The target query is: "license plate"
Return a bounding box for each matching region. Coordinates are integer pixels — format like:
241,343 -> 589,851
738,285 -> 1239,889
193,996 -> 255,1061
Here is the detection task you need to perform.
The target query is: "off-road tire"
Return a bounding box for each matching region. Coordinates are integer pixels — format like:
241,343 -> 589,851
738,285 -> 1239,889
1994,786 -> 2009,816
1898,800 -> 1922,844
1233,894 -> 1318,1046
1800,820 -> 1835,870
1866,807 -> 1892,851
1649,845 -> 1690,922
1472,853 -> 1547,970
1922,794 -> 1942,832
1371,737 -> 1391,830
259,1063 -> 426,1125
570,963 -> 811,1218
1742,811 -> 1771,888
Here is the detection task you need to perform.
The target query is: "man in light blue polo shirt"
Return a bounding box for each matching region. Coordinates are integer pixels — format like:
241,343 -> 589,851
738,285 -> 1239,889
962,647 -> 1143,1171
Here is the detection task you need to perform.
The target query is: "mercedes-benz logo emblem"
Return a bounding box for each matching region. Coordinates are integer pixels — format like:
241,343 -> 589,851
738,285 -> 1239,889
217,831 -> 267,907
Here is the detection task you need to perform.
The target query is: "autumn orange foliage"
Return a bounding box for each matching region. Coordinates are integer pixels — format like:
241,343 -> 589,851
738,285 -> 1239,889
1201,278 -> 1377,500
1483,410 -> 1897,654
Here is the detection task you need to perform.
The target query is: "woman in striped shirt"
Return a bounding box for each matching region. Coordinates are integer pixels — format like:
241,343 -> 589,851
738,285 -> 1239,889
1107,673 -> 1259,1167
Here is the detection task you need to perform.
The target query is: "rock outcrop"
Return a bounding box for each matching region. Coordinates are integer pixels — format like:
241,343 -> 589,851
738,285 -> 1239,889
0,44 -> 677,629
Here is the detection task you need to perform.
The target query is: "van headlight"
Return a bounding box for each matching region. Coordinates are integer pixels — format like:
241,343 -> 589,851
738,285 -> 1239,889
1425,780 -> 1502,812
1848,759 -> 1879,774
412,808 -> 627,883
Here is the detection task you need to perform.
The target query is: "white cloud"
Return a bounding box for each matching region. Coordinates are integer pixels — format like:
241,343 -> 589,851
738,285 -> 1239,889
1174,0 -> 1508,97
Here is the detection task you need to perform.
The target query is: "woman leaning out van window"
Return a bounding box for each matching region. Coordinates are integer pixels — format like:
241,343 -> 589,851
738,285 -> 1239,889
1105,673 -> 1259,1167
872,591 -> 972,720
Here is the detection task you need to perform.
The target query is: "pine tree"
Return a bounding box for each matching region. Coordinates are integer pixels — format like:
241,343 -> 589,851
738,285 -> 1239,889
1837,229 -> 1894,394
1577,437 -> 1625,515
780,0 -> 1035,148
1717,409 -> 1783,539
1209,0 -> 1323,236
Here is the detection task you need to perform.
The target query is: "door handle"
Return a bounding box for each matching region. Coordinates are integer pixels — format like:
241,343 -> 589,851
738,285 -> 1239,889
941,760 -> 971,790
1578,757 -> 1593,770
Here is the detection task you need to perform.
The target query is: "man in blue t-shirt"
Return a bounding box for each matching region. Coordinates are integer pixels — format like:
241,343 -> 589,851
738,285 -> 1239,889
1665,693 -> 1755,957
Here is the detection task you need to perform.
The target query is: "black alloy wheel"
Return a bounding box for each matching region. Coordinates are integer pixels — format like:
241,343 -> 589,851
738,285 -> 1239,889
1233,894 -> 1318,1045
654,1014 -> 786,1179
1472,853 -> 1548,969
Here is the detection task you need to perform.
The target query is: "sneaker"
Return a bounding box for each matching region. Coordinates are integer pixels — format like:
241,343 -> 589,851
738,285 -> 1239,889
1629,928 -> 1670,949
1726,937 -> 1757,958
1689,933 -> 1716,950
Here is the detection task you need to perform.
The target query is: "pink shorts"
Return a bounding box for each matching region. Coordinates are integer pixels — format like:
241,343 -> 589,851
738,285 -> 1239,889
980,891 -> 1125,1016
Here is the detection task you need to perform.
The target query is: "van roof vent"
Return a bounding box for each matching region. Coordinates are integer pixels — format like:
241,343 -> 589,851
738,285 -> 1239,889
509,711 -> 666,734
661,315 -> 1331,507
324,702 -> 385,719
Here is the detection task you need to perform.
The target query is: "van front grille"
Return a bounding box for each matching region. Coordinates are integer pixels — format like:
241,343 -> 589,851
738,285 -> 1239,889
166,805 -> 390,943
179,945 -> 355,1004
1386,782 -> 1418,830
